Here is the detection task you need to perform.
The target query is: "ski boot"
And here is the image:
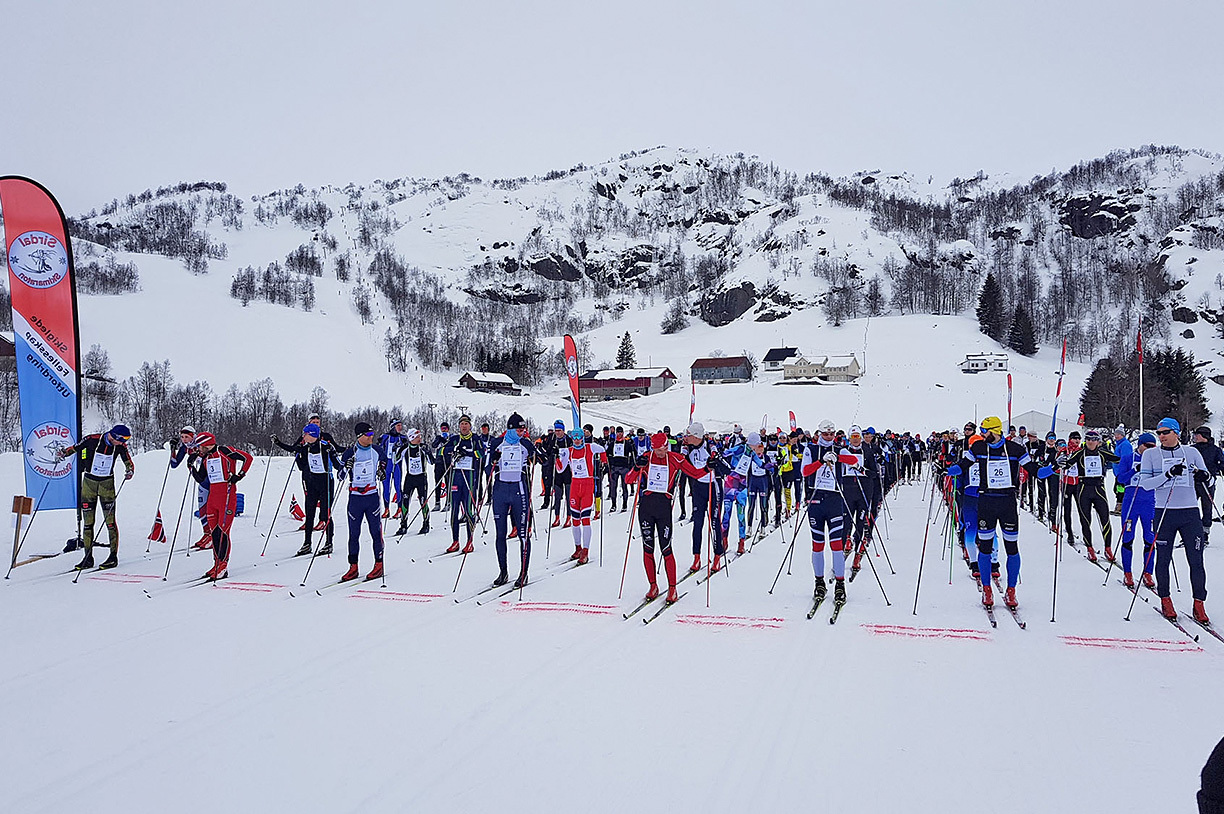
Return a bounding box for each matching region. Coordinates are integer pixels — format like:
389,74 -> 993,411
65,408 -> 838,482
366,562 -> 384,581
678,510 -> 686,521
396,521 -> 408,536
508,525 -> 519,539
969,561 -> 980,580
1004,587 -> 1018,609
666,584 -> 679,603
74,551 -> 95,571
1104,545 -> 1115,563
513,571 -> 528,589
1161,596 -> 1177,620
737,537 -> 746,555
418,519 -> 430,535
982,583 -> 994,608
493,571 -> 509,587
1142,572 -> 1156,589
571,544 -> 583,561
318,542 -> 333,556
990,562 -> 1000,580
381,507 -> 390,519
1086,545 -> 1098,563
461,540 -> 475,554
1123,572 -> 1135,588
710,554 -> 723,574
645,582 -> 660,601
446,541 -> 460,553
193,532 -> 212,550
1193,600 -> 1210,625
594,509 -> 601,520
206,559 -> 228,581
314,520 -> 328,531
833,578 -> 846,606
295,541 -> 312,556
550,516 -> 560,528
392,505 -> 401,519
341,564 -> 360,582
99,553 -> 118,570
577,548 -> 589,565
813,575 -> 827,602
562,518 -> 571,529
688,554 -> 701,574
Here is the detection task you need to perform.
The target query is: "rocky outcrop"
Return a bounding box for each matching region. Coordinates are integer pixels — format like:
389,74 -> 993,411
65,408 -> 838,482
1172,306 -> 1199,324
700,281 -> 756,327
1058,193 -> 1138,238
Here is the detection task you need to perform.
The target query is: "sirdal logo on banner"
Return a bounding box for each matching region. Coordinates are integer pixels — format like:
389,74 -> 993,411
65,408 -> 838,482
24,421 -> 75,479
567,357 -> 577,378
8,230 -> 69,289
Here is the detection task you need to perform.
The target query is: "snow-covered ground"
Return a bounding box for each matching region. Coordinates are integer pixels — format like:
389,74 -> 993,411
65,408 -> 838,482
2,448 -> 1219,813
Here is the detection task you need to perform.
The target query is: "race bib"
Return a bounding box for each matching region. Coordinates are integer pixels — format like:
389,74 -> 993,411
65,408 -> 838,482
456,455 -> 473,471
1083,456 -> 1103,478
985,459 -> 1010,490
750,456 -> 766,476
352,459 -> 376,489
845,453 -> 864,476
500,443 -> 524,479
571,455 -> 590,479
90,452 -> 115,478
814,462 -> 837,491
206,457 -> 225,484
1066,465 -> 1079,479
647,463 -> 669,493
614,443 -> 625,458
408,455 -> 423,476
968,463 -> 980,488
308,452 -> 325,474
734,454 -> 751,477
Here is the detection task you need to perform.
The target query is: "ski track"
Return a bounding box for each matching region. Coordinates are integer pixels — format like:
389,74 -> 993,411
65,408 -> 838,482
2,458 -> 1221,813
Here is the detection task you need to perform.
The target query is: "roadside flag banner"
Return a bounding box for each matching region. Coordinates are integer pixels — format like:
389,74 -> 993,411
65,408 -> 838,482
563,334 -> 581,430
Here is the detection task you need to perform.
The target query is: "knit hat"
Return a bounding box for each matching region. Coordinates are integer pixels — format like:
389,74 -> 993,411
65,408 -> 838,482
818,419 -> 835,433
554,420 -> 565,430
354,422 -> 373,437
507,413 -> 526,430
686,421 -> 705,437
1137,432 -> 1157,447
303,423 -> 321,437
109,424 -> 132,442
194,432 -> 216,448
1158,417 -> 1180,432
651,431 -> 668,449
747,431 -> 762,446
180,425 -> 196,435
864,426 -> 876,435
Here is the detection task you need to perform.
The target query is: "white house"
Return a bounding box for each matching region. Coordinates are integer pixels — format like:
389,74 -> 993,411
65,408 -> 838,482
783,354 -> 862,383
959,353 -> 1009,373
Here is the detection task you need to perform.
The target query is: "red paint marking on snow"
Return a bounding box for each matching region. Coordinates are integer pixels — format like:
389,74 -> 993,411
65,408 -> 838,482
1059,636 -> 1203,653
498,603 -> 612,616
212,584 -> 277,592
348,593 -> 432,603
674,616 -> 783,630
861,624 -> 990,641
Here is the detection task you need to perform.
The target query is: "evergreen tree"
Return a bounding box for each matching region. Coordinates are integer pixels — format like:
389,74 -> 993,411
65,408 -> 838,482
1006,303 -> 1038,356
1149,346 -> 1210,430
660,299 -> 689,334
616,332 -> 636,369
976,272 -> 1006,341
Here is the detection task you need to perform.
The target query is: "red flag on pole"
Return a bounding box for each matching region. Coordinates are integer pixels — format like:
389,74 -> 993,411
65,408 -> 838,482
1137,328 -> 1143,364
147,511 -> 167,543
1007,373 -> 1013,430
689,378 -> 696,425
289,495 -> 305,521
563,334 -> 581,430
789,411 -> 797,432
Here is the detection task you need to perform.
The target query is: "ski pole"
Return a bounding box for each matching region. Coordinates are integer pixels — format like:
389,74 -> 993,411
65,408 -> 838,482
162,474 -> 194,580
912,476 -> 939,614
145,449 -> 174,553
260,464 -> 296,556
1102,487 -> 1141,585
252,453 -> 273,527
1124,530 -> 1161,622
616,485 -> 642,600
705,477 -> 713,608
769,501 -> 806,594
299,479 -> 345,586
1127,484 -> 1176,620
833,477 -> 889,605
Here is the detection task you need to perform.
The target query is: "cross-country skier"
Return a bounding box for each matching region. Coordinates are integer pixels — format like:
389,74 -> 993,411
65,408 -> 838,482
394,429 -> 433,535
170,425 -> 210,548
744,432 -> 774,539
1065,429 -> 1120,561
607,428 -> 632,511
188,432 -> 253,580
682,421 -> 727,573
1117,432 -> 1156,588
487,413 -> 537,587
558,429 -> 605,564
60,424 -> 135,570
842,425 -> 882,577
273,422 -> 343,556
799,419 -> 860,608
377,419 -> 405,519
430,422 -> 451,510
443,415 -> 480,554
1136,418 -> 1210,623
339,422 -> 388,581
546,421 -> 573,528
625,432 -> 708,602
957,416 -> 1030,609
1191,426 -> 1224,545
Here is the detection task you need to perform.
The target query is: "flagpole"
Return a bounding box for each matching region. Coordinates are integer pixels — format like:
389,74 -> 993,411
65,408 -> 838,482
1137,328 -> 1144,433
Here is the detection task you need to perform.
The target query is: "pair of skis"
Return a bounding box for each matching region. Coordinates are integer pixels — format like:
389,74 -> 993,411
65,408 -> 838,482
805,591 -> 845,624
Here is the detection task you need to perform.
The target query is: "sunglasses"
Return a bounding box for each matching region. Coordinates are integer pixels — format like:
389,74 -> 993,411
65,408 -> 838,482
363,431 -> 375,437
1156,429 -> 1173,436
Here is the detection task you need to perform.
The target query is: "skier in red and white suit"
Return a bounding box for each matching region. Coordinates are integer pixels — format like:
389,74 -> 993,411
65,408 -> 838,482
189,432 -> 254,580
558,429 -> 607,565
625,432 -> 709,603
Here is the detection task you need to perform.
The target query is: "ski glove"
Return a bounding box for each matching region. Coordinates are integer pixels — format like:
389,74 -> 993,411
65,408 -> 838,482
1037,465 -> 1054,479
124,468 -> 135,480
1194,468 -> 1211,484
1168,463 -> 1186,478
822,452 -> 837,465
946,464 -> 962,477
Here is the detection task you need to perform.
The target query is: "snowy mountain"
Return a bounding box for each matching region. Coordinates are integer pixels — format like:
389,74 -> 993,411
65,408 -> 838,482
5,143 -> 1223,444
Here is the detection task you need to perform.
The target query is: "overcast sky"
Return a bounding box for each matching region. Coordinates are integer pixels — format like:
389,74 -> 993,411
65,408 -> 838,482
8,0 -> 1223,214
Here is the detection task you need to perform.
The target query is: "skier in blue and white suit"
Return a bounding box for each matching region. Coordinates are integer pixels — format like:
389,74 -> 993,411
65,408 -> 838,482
338,422 -> 389,582
377,419 -> 405,518
1116,432 -> 1155,589
487,412 -> 538,589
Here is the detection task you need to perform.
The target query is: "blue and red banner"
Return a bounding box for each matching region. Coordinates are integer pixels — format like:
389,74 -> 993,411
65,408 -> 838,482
563,334 -> 580,431
2,177 -> 82,510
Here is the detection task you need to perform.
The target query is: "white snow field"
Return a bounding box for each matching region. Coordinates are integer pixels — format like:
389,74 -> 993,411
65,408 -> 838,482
2,447 -> 1220,814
